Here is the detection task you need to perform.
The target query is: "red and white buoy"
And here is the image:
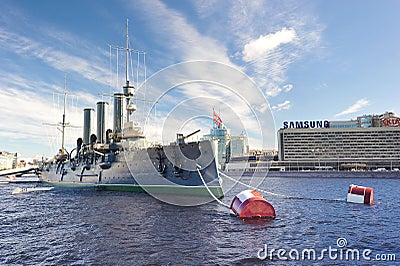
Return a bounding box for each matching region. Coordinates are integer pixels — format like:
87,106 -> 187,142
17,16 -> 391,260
346,184 -> 374,205
230,190 -> 276,219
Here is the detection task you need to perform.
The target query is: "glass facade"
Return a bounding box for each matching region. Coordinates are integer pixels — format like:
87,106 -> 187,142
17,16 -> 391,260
278,112 -> 400,170
278,127 -> 400,169
230,134 -> 249,157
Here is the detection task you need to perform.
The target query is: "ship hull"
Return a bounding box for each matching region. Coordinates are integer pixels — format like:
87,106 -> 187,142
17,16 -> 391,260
41,140 -> 224,202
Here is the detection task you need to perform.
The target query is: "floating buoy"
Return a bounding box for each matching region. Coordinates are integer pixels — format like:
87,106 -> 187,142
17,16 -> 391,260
346,184 -> 374,205
230,190 -> 276,219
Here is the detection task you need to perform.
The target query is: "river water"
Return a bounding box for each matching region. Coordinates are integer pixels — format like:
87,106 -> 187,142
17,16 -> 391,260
0,175 -> 399,265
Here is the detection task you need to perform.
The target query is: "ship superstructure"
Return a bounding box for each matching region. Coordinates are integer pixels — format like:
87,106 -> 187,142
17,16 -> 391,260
41,20 -> 224,205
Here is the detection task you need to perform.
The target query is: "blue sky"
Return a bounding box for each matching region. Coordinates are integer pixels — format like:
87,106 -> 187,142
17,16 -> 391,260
1,0 -> 399,159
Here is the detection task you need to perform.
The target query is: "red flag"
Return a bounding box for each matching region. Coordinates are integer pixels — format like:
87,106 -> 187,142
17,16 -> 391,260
213,111 -> 222,127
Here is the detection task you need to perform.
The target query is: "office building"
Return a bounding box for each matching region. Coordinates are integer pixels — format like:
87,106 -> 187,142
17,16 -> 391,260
277,112 -> 400,170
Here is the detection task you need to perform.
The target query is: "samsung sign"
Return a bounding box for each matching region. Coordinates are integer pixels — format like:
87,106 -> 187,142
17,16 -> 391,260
283,120 -> 330,129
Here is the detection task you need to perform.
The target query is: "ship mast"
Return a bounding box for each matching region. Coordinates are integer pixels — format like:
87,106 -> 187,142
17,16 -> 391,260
108,19 -> 147,133
61,75 -> 67,153
43,75 -> 77,155
125,19 -> 129,86
123,19 -> 135,123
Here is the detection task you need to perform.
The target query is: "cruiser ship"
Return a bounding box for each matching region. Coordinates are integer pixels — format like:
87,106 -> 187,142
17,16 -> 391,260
41,21 -> 224,205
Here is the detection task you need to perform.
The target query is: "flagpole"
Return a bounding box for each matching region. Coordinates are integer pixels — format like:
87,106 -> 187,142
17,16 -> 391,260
213,107 -> 216,129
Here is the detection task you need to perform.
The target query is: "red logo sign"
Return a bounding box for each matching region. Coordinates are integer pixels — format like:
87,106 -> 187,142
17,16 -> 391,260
382,117 -> 400,127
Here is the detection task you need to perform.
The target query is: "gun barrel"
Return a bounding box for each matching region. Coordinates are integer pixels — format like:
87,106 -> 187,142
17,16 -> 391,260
184,129 -> 201,139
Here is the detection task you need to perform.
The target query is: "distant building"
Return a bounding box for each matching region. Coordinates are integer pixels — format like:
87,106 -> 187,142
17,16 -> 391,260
202,111 -> 249,170
230,134 -> 249,157
249,149 -> 278,160
278,111 -> 400,170
202,125 -> 230,170
0,151 -> 17,170
329,112 -> 388,128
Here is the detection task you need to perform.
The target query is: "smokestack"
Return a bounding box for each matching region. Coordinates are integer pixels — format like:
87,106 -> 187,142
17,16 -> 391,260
113,93 -> 125,134
96,101 -> 108,143
83,108 -> 95,145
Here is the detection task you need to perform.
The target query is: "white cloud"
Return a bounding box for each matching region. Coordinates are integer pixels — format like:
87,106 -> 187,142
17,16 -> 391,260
271,100 -> 291,111
130,0 -> 233,66
335,98 -> 369,117
257,102 -> 270,114
283,84 -> 293,92
266,84 -> 283,97
131,1 -> 322,102
0,85 -> 87,156
0,24 -> 111,157
265,84 -> 293,97
212,1 -> 324,99
0,27 -> 110,85
242,28 -> 297,62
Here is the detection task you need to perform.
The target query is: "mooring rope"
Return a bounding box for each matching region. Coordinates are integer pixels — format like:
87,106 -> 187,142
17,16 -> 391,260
196,165 -> 230,209
219,172 -> 345,202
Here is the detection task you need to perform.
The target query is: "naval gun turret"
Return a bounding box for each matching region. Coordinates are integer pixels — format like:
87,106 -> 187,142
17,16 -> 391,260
177,129 -> 201,145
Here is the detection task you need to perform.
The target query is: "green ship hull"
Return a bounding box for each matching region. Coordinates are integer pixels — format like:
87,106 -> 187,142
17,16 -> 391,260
41,180 -> 224,198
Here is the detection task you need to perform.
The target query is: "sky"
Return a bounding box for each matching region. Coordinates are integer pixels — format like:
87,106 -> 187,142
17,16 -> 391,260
0,0 -> 399,159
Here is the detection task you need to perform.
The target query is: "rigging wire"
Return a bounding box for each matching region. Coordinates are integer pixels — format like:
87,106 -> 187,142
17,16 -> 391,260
143,52 -> 148,126
109,44 -> 113,120
219,171 -> 345,202
136,49 -> 140,91
116,48 -> 119,90
136,51 -> 140,122
129,46 -> 134,84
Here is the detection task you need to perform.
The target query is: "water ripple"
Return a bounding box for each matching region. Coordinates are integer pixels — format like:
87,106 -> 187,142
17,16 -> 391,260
1,178 -> 399,265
